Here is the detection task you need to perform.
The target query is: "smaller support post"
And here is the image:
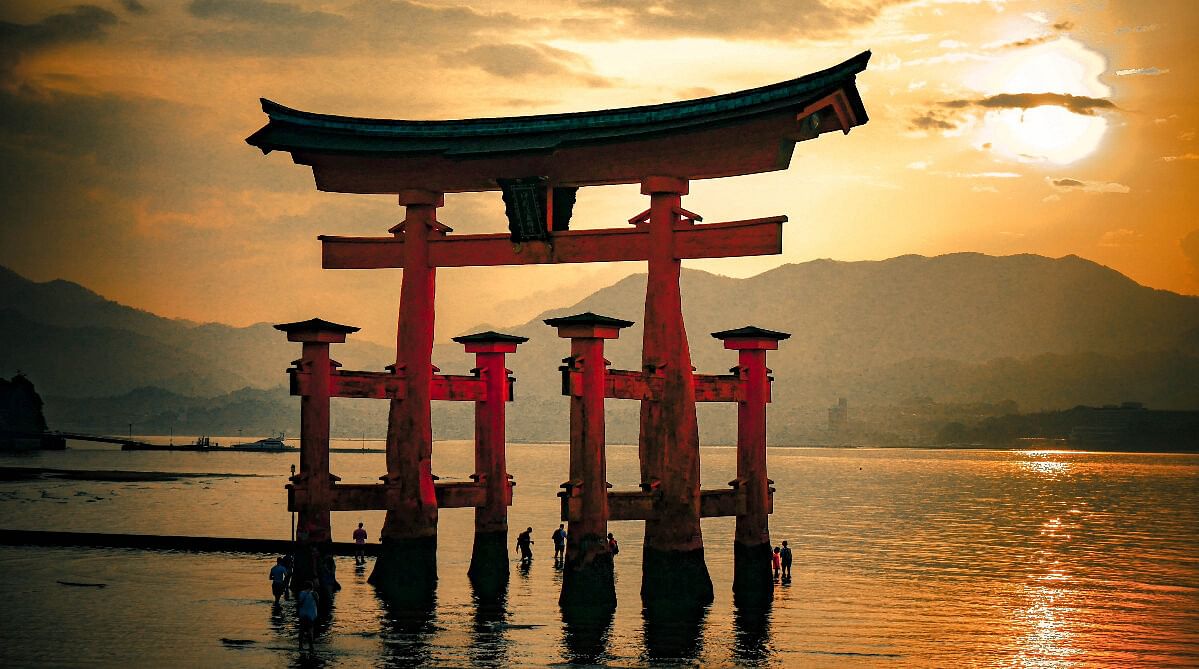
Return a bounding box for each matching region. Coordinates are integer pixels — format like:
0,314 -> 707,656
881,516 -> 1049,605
713,326 -> 790,606
274,318 -> 358,584
545,312 -> 634,611
453,330 -> 528,599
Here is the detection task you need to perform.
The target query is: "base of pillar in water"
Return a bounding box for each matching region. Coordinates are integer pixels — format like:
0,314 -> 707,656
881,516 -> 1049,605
732,541 -> 774,607
370,535 -> 437,606
467,530 -> 510,601
641,545 -> 714,611
559,550 -> 616,610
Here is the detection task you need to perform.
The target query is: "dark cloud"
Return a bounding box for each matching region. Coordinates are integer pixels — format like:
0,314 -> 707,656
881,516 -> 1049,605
444,43 -> 611,86
999,34 -> 1056,49
1052,178 -> 1085,188
121,0 -> 148,14
942,92 -> 1117,116
573,0 -> 898,40
0,5 -> 118,80
1052,21 -> 1074,31
908,110 -> 956,131
188,0 -> 341,28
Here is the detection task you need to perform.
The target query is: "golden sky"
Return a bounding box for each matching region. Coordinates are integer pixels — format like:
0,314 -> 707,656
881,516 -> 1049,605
1,0 -> 1196,345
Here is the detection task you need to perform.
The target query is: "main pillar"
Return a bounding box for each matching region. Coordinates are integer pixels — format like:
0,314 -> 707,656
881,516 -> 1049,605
547,313 -> 632,611
714,326 -> 790,606
371,189 -> 446,605
455,331 -> 527,599
638,176 -> 713,610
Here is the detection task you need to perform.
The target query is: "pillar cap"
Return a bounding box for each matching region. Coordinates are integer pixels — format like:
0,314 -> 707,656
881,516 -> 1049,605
640,175 -> 688,196
274,318 -> 359,343
397,189 -> 444,207
712,325 -> 791,350
453,330 -> 529,353
544,312 -> 634,339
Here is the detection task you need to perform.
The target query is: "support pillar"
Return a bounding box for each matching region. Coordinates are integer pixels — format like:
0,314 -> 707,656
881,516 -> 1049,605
372,189 -> 446,605
274,319 -> 358,586
455,331 -> 527,600
714,326 -> 790,606
637,176 -> 712,610
546,313 -> 632,611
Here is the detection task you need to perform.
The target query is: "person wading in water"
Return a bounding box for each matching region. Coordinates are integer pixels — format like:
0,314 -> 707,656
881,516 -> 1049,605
516,527 -> 534,563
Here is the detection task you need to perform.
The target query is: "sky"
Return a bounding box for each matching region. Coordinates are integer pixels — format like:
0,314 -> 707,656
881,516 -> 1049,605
1,0 -> 1197,346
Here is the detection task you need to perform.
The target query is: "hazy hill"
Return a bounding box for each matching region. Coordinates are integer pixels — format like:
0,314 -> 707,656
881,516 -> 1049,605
0,266 -> 392,398
7,254 -> 1199,443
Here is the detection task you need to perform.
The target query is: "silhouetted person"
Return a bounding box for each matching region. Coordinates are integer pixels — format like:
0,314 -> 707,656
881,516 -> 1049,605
296,580 -> 319,651
780,541 -> 793,580
280,553 -> 294,599
269,557 -> 288,603
551,524 -> 567,561
516,527 -> 534,563
353,522 -> 368,565
771,546 -> 781,581
606,532 -> 619,556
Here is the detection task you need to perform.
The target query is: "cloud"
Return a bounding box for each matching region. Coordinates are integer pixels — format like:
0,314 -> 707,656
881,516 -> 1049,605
1098,228 -> 1141,247
1183,230 -> 1199,283
570,0 -> 899,41
444,43 -> 609,86
1116,67 -> 1168,77
1052,21 -> 1073,31
120,0 -> 148,14
942,92 -> 1116,115
1047,177 -> 1130,193
937,171 -> 1022,179
906,160 -> 931,170
0,5 -> 118,80
908,109 -> 957,130
1115,23 -> 1158,34
1160,153 -> 1199,163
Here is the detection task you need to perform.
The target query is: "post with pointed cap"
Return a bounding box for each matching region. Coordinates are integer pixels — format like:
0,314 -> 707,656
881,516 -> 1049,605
373,188 -> 447,606
546,312 -> 632,611
713,325 -> 791,606
274,318 -> 357,584
454,330 -> 528,600
638,176 -> 713,611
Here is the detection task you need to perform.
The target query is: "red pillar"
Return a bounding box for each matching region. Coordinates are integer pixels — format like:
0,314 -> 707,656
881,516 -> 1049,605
714,326 -> 790,605
638,176 -> 712,609
372,189 -> 446,604
454,331 -> 527,597
546,313 -> 632,610
275,319 -> 358,583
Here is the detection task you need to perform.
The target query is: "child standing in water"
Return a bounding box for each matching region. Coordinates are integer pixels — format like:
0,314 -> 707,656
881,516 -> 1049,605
296,580 -> 319,652
771,547 -> 782,581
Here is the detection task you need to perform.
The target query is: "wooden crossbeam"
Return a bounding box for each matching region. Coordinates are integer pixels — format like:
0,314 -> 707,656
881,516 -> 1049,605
290,481 -> 497,511
290,369 -> 498,402
559,486 -> 765,522
320,216 -> 785,269
561,369 -> 758,403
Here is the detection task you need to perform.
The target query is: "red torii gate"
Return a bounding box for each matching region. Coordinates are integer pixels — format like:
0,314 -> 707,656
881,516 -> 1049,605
248,51 -> 870,608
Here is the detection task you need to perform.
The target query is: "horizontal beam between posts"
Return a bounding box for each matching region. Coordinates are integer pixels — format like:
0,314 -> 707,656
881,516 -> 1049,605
290,369 -> 512,402
558,486 -> 774,522
289,480 -> 511,512
561,369 -> 769,403
320,216 -> 785,269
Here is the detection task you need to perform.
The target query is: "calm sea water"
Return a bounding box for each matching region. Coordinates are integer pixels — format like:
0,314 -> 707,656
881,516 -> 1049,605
0,440 -> 1196,668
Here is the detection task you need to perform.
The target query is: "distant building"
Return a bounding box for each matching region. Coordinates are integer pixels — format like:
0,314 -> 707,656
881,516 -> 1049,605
828,397 -> 849,433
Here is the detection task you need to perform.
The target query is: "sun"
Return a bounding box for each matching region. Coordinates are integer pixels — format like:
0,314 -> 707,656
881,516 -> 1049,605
971,38 -> 1111,165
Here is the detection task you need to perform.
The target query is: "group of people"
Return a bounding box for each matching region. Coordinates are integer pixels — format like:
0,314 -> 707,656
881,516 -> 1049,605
268,538 -> 349,653
520,524 -> 620,564
770,540 -> 794,582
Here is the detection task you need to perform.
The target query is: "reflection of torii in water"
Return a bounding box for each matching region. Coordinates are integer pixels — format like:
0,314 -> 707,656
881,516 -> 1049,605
249,50 -> 870,610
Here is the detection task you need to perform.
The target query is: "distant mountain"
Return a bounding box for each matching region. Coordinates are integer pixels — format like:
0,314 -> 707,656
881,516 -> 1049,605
0,266 -> 392,398
11,254 -> 1199,444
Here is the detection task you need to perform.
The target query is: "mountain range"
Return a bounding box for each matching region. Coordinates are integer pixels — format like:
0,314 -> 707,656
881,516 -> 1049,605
3,254 -> 1197,445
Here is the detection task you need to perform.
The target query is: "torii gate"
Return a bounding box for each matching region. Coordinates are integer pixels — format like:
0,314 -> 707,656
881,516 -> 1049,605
248,51 -> 870,608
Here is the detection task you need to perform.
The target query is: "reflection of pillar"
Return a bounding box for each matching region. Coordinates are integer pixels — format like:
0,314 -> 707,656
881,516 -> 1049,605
372,189 -> 446,605
275,319 -> 358,548
714,326 -> 790,605
456,331 -> 527,598
546,313 -> 631,610
638,176 -> 712,610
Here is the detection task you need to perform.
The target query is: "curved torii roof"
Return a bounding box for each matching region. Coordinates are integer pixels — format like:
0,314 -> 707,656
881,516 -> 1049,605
246,51 -> 870,194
